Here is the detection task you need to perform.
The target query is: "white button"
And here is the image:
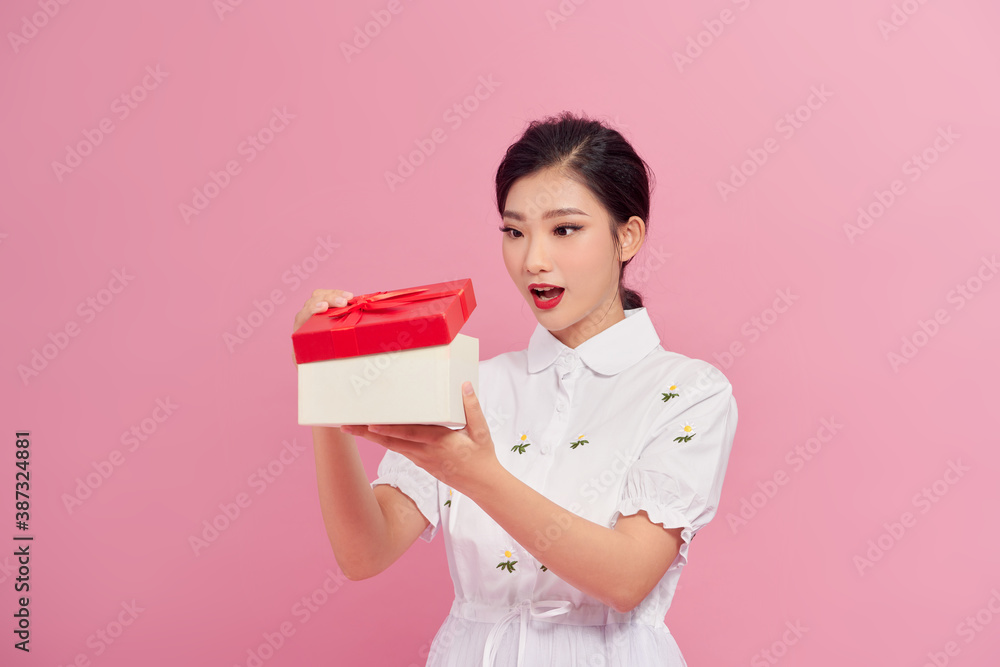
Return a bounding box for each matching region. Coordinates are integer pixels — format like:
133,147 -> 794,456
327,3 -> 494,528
560,351 -> 580,370
556,401 -> 566,412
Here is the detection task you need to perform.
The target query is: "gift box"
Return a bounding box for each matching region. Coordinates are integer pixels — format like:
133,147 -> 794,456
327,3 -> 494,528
292,279 -> 478,427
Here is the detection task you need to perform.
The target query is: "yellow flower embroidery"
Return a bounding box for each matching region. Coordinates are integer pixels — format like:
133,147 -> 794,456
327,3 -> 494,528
511,432 -> 531,454
497,547 -> 518,573
569,433 -> 589,449
674,421 -> 697,443
444,488 -> 453,507
661,383 -> 680,402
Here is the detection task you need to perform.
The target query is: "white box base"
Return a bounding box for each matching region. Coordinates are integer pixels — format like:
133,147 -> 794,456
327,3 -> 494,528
298,334 -> 479,427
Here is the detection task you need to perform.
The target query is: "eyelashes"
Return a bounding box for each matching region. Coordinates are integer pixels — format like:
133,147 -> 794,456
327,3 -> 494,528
498,224 -> 582,239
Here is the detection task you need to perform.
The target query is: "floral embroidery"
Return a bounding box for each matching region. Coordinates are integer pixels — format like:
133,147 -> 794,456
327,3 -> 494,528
569,433 -> 589,449
444,488 -> 453,507
674,421 -> 697,443
511,433 -> 531,454
661,383 -> 680,402
497,547 -> 518,573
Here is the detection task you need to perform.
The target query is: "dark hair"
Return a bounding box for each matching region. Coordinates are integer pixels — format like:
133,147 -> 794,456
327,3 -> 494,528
494,110 -> 655,311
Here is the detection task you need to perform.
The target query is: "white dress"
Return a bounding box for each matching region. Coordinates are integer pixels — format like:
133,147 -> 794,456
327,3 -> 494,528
371,307 -> 738,666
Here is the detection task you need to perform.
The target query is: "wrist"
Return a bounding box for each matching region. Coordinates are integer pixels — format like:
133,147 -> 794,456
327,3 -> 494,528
461,457 -> 511,505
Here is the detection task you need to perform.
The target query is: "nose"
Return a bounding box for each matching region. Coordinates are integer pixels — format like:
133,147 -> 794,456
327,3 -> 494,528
524,236 -> 551,274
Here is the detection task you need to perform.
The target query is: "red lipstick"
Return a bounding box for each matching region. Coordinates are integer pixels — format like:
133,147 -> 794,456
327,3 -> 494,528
528,283 -> 565,310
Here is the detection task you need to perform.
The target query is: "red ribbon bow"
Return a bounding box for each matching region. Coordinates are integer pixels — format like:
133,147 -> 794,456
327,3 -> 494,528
326,287 -> 453,326
320,285 -> 466,358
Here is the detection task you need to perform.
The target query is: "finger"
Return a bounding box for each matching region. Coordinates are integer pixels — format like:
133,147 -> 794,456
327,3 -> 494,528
309,289 -> 353,307
367,423 -> 442,444
460,381 -> 489,442
294,290 -> 354,332
354,427 -> 418,455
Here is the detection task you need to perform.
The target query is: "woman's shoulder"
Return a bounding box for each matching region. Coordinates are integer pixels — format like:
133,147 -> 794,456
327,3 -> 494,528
642,346 -> 734,394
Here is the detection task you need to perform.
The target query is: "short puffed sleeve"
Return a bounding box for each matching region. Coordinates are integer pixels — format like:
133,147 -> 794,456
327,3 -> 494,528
610,361 -> 738,569
371,449 -> 441,543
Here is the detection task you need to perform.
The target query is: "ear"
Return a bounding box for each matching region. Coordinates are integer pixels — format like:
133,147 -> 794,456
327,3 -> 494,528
619,216 -> 645,262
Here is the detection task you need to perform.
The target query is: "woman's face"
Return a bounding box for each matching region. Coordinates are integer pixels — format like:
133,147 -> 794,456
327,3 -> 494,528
500,167 -> 639,347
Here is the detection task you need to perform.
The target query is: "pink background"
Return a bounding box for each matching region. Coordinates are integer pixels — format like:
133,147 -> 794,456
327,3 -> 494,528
3,0 -> 1000,665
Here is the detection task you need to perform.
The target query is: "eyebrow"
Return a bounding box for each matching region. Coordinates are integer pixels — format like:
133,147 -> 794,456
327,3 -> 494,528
502,207 -> 590,222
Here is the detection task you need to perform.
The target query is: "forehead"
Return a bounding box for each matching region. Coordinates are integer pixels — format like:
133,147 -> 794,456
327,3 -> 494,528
505,168 -> 605,221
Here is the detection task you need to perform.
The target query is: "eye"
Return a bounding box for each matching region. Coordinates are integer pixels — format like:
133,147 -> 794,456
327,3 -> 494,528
555,224 -> 582,236
498,224 -> 582,238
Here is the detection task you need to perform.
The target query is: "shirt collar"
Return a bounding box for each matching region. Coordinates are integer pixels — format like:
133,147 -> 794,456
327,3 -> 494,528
526,307 -> 661,376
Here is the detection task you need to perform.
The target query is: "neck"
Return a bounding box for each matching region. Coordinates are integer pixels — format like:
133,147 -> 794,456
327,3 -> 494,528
550,297 -> 626,349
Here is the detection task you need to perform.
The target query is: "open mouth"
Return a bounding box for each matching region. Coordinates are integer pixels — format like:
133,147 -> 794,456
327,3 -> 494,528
531,286 -> 564,301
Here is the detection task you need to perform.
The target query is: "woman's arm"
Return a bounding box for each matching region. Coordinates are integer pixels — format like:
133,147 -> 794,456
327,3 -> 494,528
312,425 -> 430,580
470,467 -> 683,613
349,385 -> 683,611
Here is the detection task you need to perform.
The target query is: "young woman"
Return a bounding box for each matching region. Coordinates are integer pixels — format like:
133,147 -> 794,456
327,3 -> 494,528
296,111 -> 738,667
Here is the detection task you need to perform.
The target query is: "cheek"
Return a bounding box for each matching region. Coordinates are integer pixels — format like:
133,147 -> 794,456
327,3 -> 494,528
565,243 -> 609,281
501,245 -> 518,278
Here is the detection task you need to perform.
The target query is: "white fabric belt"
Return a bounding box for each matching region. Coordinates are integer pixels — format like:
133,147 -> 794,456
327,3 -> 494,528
448,598 -> 633,667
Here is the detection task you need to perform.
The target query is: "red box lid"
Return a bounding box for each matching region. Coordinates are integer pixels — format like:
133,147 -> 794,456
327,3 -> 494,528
292,278 -> 476,364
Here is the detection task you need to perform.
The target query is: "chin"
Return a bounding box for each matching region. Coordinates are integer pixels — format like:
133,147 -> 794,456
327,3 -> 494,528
535,310 -> 573,331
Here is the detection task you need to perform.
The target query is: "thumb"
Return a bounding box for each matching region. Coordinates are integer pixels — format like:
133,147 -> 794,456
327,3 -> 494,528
461,381 -> 488,441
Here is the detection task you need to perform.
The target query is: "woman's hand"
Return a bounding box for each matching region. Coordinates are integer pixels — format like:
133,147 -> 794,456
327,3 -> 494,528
292,288 -> 353,365
340,381 -> 501,495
